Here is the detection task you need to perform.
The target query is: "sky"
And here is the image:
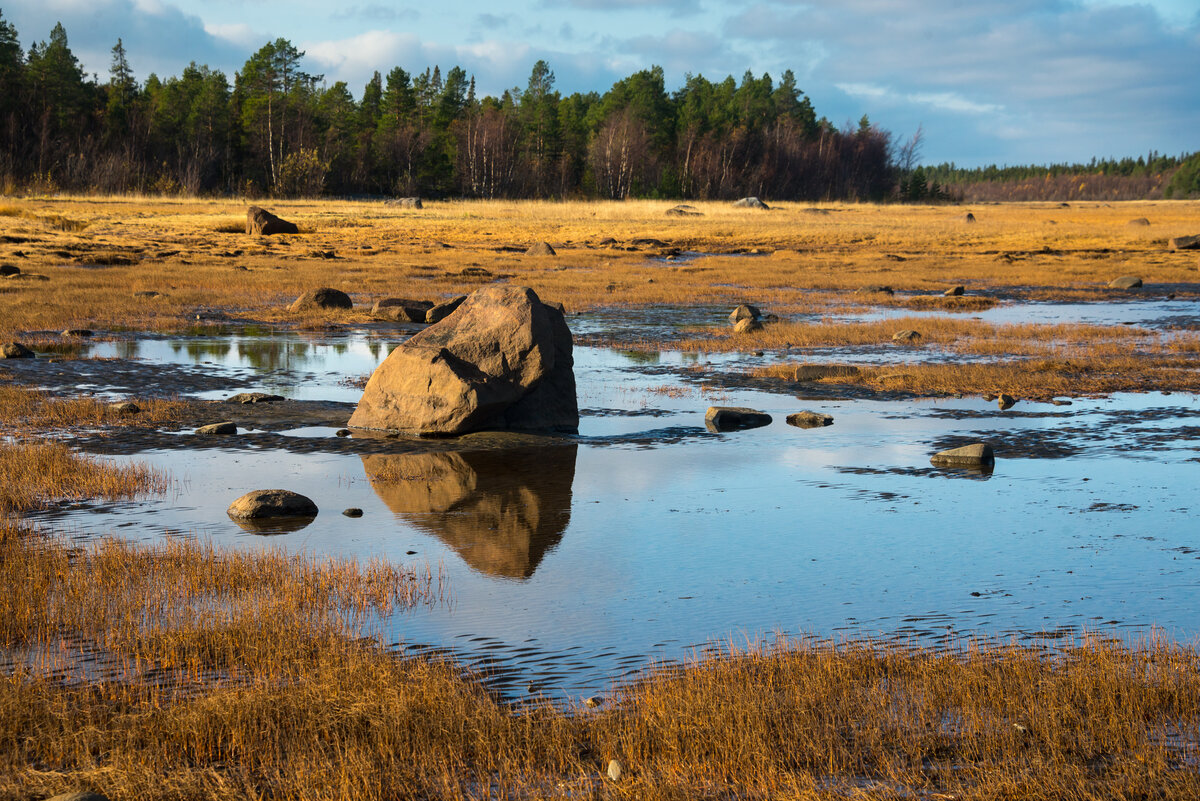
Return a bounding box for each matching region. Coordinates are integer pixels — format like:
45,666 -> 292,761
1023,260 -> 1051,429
4,0 -> 1198,167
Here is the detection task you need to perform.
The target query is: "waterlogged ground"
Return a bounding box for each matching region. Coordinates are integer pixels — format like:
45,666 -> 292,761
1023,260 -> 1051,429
15,299 -> 1200,701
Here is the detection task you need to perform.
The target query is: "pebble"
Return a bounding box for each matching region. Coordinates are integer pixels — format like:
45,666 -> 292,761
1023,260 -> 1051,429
343,508 -> 363,517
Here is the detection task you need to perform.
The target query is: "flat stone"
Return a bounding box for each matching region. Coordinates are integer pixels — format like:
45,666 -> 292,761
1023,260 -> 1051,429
786,411 -> 834,428
196,421 -> 237,435
705,406 -> 772,432
227,392 -> 285,404
931,442 -> 995,468
228,489 -> 318,520
1107,275 -> 1143,289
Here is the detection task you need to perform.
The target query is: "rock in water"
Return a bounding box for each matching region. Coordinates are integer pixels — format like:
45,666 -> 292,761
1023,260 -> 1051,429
930,443 -> 995,468
289,287 -> 352,312
196,421 -> 237,435
348,285 -> 578,435
0,342 -> 33,358
944,285 -> 965,296
786,411 -> 834,428
246,206 -> 299,235
1107,275 -> 1143,289
705,406 -> 772,432
227,489 -> 318,519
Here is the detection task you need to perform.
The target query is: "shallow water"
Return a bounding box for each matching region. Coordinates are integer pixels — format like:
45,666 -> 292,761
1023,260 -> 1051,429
28,314 -> 1200,701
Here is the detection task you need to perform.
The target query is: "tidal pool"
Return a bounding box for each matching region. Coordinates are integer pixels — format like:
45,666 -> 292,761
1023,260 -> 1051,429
25,318 -> 1200,701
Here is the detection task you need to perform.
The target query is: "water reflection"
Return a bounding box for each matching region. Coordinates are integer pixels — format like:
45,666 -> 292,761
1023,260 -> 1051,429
229,516 -> 316,535
362,446 -> 577,580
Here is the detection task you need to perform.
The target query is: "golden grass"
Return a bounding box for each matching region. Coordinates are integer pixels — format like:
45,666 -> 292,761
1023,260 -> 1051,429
0,441 -> 168,516
0,385 -> 187,434
3,522 -> 1197,800
1,197 -> 1198,337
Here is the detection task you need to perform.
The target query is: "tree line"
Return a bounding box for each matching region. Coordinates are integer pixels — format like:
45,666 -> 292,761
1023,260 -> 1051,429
0,15 -> 898,201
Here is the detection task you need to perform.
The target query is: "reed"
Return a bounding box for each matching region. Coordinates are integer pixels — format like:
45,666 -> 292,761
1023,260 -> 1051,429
0,441 -> 167,516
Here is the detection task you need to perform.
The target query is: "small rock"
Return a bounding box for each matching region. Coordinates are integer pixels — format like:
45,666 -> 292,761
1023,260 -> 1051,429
290,287 -> 352,312
930,442 -> 995,468
62,329 -> 94,337
0,341 -> 34,359
1169,234 -> 1200,250
997,393 -> 1017,410
227,489 -> 318,520
892,329 -> 921,342
1107,275 -> 1143,289
196,421 -> 237,435
705,406 -> 772,432
733,197 -> 769,209
728,303 -> 762,323
607,759 -> 623,782
943,285 -> 965,296
109,401 -> 140,415
385,197 -> 423,208
1049,399 -> 1073,406
342,508 -> 364,518
246,206 -> 299,235
526,241 -> 556,256
584,695 -> 605,708
733,318 -> 763,334
335,428 -> 351,437
786,411 -> 834,428
227,392 -> 285,404
426,295 -> 467,323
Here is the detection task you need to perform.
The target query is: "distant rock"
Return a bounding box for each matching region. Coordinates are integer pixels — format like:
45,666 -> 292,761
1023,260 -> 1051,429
289,287 -> 352,312
372,297 -> 433,322
227,392 -> 285,404
729,304 -> 762,323
930,443 -> 995,468
62,329 -> 93,337
597,237 -> 618,247
526,241 -> 557,256
666,204 -> 702,217
786,411 -> 834,428
0,263 -> 19,276
705,406 -> 771,432
109,401 -> 140,415
792,364 -> 860,382
133,290 -> 163,299
386,197 -> 423,208
733,197 -> 769,209
246,206 -> 299,235
0,342 -> 33,358
227,489 -> 318,520
944,285 -> 965,296
196,421 -> 237,435
426,295 -> 466,323
630,238 -> 668,248
856,285 -> 894,296
1169,234 -> 1200,250
892,329 -> 921,342
1127,218 -> 1150,226
733,318 -> 763,333
1107,275 -> 1143,289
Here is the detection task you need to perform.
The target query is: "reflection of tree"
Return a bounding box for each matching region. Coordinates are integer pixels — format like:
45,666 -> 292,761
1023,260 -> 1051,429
184,341 -> 232,361
236,340 -> 309,371
363,446 -> 576,580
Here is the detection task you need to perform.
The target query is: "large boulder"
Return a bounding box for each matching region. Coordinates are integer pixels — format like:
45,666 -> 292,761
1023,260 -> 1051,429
289,287 -> 352,312
426,295 -> 467,323
348,285 -> 578,435
246,206 -> 299,235
227,489 -> 318,519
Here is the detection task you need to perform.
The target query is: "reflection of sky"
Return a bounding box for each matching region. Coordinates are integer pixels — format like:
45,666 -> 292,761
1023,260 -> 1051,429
52,328 -> 1200,697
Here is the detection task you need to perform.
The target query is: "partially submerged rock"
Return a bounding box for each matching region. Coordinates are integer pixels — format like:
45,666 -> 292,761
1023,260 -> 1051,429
372,297 -> 433,322
196,421 -> 237,435
349,285 -> 577,435
786,411 -> 833,428
0,341 -> 33,359
728,304 -> 761,324
227,489 -> 318,519
1107,275 -> 1143,289
930,443 -> 995,468
997,393 -> 1017,410
289,287 -> 352,312
526,241 -> 556,256
246,206 -> 299,235
1169,234 -> 1200,250
705,406 -> 771,432
733,197 -> 769,209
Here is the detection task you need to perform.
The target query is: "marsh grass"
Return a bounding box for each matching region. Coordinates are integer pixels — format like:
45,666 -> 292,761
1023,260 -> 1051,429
0,385 -> 187,434
2,526 -> 1196,800
0,441 -> 168,515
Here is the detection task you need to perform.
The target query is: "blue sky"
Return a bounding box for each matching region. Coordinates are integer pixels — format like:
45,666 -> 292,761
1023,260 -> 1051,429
4,0 -> 1198,167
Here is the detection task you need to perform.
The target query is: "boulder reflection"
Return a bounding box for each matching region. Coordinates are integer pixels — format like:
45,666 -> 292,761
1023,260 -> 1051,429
362,445 -> 576,580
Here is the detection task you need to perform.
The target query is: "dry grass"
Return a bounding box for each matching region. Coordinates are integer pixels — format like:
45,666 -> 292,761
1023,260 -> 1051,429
1,197 -> 1198,337
0,441 -> 167,516
2,525 -> 1197,800
0,385 -> 187,434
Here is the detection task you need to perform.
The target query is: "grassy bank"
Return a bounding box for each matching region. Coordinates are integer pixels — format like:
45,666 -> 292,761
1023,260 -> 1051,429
1,525 -> 1197,800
